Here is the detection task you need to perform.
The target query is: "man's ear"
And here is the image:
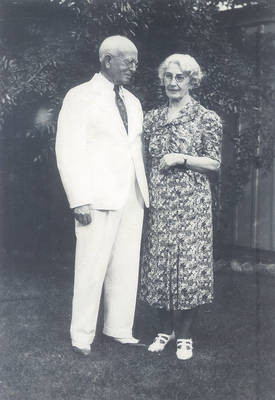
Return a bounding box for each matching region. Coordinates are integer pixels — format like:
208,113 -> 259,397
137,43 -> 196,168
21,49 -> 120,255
103,55 -> 112,69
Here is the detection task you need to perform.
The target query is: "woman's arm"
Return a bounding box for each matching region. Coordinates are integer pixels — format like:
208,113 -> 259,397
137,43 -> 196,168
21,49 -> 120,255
160,109 -> 222,173
159,153 -> 220,173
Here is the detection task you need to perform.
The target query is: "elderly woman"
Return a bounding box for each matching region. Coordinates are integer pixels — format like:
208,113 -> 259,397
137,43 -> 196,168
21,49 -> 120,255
140,54 -> 222,360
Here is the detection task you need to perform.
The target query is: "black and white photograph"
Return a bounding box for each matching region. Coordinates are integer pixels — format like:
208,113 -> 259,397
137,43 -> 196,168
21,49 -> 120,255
0,0 -> 274,399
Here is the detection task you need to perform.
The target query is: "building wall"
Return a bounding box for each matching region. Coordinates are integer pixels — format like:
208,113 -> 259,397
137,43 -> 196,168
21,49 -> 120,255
222,6 -> 275,251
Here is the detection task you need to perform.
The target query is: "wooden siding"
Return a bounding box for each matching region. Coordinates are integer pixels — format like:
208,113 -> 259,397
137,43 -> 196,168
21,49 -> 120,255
222,7 -> 275,251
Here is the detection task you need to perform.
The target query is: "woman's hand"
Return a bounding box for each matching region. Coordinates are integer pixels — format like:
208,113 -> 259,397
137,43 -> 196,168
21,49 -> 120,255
159,153 -> 220,173
159,153 -> 185,170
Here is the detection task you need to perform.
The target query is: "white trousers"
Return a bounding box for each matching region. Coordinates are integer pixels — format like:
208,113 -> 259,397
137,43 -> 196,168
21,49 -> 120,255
70,178 -> 144,348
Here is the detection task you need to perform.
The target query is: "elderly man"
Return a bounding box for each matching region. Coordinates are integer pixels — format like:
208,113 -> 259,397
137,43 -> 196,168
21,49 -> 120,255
56,36 -> 149,356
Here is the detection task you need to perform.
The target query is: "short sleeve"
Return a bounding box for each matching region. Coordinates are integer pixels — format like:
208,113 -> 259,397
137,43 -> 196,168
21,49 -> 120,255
201,110 -> 223,163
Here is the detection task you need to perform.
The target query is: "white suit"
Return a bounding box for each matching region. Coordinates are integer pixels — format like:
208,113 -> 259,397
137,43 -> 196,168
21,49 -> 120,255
56,73 -> 149,347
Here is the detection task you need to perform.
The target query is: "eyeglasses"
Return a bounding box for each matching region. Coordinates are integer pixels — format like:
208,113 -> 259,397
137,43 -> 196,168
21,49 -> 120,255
164,72 -> 187,84
115,56 -> 139,68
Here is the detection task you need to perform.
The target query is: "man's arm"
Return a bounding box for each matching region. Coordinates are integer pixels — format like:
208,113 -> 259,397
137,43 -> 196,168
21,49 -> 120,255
56,90 -> 93,224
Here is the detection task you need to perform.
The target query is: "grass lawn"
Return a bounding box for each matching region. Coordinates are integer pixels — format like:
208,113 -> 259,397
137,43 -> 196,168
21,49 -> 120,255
0,253 -> 275,400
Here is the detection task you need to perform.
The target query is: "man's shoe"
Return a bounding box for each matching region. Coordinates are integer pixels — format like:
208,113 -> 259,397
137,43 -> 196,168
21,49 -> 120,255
103,334 -> 145,346
114,337 -> 140,345
72,346 -> 91,356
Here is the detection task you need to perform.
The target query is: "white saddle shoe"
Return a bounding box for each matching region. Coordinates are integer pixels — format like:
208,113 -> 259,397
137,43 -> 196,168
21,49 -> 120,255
176,338 -> 193,360
148,332 -> 175,353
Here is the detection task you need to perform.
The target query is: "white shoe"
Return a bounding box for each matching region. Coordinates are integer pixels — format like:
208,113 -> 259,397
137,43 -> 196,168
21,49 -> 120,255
114,337 -> 140,345
148,332 -> 175,352
176,338 -> 193,360
72,345 -> 91,356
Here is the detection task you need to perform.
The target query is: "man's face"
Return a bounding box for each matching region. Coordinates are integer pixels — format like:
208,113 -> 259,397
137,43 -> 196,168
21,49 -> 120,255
108,49 -> 138,85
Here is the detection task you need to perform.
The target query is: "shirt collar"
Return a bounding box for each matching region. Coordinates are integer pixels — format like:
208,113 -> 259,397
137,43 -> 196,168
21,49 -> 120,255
98,72 -> 116,90
90,73 -> 126,97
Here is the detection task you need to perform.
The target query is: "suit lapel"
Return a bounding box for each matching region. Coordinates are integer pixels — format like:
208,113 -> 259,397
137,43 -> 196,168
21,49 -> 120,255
123,90 -> 141,141
89,75 -> 135,141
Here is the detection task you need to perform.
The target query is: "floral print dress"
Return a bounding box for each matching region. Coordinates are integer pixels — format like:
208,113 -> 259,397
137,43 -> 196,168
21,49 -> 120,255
140,98 -> 222,310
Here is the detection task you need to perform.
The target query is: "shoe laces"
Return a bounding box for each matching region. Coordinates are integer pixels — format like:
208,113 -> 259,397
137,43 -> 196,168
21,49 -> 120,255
177,338 -> 193,350
154,333 -> 171,345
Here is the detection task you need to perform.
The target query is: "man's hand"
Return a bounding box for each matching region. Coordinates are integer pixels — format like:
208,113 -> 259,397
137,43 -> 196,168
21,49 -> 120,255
73,204 -> 92,226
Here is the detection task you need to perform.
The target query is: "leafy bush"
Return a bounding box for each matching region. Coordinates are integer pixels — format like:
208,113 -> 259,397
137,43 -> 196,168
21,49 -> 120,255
0,0 -> 274,254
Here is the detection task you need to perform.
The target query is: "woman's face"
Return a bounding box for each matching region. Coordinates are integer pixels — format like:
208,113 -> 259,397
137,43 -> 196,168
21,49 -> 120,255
163,62 -> 191,101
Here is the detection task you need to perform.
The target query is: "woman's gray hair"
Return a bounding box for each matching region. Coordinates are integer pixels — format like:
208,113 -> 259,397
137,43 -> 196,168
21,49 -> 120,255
158,54 -> 203,88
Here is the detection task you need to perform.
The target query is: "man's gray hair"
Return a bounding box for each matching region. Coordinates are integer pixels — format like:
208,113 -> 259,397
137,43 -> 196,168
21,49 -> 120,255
99,35 -> 137,63
158,54 -> 203,88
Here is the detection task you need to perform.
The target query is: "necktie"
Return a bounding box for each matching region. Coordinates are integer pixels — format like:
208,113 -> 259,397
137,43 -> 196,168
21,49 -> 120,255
114,85 -> 128,134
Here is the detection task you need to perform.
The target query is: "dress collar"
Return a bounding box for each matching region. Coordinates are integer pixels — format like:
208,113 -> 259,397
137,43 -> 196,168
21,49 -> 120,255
160,97 -> 200,126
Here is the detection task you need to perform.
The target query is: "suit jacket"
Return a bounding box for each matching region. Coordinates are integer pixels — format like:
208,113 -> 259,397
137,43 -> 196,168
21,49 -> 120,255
55,73 -> 149,210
